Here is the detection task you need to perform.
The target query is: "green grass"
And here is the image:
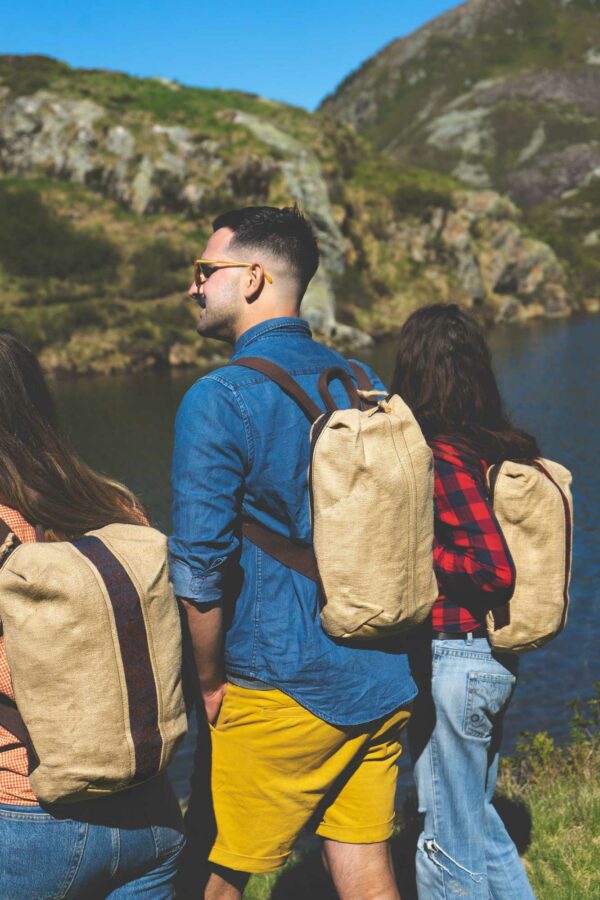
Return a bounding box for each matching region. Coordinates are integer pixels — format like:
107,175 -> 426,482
0,53 -> 313,140
348,157 -> 458,215
497,688 -> 600,898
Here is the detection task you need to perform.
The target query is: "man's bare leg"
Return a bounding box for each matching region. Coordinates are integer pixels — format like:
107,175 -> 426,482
204,866 -> 249,900
323,840 -> 400,900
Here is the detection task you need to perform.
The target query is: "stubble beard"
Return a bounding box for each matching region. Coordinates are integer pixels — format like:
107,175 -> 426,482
196,288 -> 239,344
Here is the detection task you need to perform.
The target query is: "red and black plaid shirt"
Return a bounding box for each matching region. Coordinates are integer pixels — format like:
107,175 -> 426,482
430,440 -> 515,633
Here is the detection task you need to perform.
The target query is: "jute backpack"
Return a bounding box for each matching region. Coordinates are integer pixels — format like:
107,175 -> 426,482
486,459 -> 573,653
0,521 -> 187,804
230,358 -> 438,641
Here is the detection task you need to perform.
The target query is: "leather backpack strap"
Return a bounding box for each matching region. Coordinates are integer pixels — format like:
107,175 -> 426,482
242,520 -> 319,582
229,356 -> 322,423
349,360 -> 374,392
348,361 -> 383,409
227,358 -> 321,581
317,366 -> 361,413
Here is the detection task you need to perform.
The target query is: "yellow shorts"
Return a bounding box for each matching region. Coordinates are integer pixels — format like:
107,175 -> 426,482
208,684 -> 411,873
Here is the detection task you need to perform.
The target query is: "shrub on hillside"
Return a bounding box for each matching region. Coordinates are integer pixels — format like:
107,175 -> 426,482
0,55 -> 69,97
0,183 -> 120,281
128,240 -> 188,299
394,184 -> 455,218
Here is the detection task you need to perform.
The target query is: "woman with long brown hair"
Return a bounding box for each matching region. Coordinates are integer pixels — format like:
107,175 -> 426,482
0,330 -> 184,898
391,305 -> 535,899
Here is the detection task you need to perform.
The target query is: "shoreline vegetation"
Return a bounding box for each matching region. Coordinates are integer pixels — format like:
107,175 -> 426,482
238,688 -> 600,899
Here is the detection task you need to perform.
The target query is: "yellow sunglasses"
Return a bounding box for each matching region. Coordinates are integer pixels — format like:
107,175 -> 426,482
194,259 -> 273,286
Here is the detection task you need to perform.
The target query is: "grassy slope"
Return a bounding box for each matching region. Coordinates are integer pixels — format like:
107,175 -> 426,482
0,54 -> 312,137
328,0 -> 599,155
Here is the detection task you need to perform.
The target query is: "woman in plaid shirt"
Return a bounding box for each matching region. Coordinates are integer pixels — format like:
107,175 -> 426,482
392,305 -> 537,900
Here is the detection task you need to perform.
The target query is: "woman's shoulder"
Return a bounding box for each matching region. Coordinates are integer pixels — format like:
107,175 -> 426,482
0,505 -> 36,543
429,437 -> 487,477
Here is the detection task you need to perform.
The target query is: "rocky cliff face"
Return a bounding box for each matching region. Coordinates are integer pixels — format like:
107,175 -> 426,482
0,55 -> 577,375
322,0 -> 599,197
0,72 -> 362,347
322,0 -> 600,303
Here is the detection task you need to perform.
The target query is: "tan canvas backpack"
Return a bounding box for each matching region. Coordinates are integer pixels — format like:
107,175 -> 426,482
231,358 -> 438,641
486,459 -> 573,653
0,522 -> 187,804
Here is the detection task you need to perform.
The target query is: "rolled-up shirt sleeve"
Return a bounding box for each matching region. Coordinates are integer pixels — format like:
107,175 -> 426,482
168,375 -> 250,606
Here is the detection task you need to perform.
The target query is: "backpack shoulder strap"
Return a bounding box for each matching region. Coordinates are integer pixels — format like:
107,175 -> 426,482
229,356 -> 322,423
231,356 -> 363,419
349,360 -> 374,392
348,360 -> 385,409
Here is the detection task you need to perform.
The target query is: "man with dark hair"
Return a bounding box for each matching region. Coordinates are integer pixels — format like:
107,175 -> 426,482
169,206 -> 415,900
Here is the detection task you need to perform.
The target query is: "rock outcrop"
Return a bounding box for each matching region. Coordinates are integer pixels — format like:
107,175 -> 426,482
340,185 -> 569,335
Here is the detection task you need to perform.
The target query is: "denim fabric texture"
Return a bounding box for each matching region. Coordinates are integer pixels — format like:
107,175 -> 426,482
169,317 -> 417,726
0,776 -> 184,899
409,636 -> 535,899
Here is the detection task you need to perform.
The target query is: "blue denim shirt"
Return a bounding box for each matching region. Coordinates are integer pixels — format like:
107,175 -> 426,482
169,317 -> 416,726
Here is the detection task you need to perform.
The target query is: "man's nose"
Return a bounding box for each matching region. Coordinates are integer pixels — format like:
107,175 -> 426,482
188,280 -> 201,297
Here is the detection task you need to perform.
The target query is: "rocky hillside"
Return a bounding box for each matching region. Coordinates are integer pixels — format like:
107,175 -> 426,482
321,0 -> 600,302
0,54 -> 576,375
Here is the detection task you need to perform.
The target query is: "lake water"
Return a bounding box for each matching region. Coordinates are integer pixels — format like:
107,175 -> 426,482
52,314 -> 600,800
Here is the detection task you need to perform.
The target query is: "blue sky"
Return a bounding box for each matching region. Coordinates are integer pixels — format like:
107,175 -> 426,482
1,0 -> 459,110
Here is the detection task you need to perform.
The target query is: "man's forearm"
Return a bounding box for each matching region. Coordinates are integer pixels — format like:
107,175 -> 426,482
179,598 -> 227,723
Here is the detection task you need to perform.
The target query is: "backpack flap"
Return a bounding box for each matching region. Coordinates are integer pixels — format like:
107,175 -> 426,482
486,459 -> 573,653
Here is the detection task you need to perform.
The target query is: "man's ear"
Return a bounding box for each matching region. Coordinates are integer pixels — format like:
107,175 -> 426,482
242,263 -> 266,303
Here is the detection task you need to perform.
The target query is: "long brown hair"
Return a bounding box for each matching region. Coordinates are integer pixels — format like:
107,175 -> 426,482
0,330 -> 144,540
391,304 -> 540,463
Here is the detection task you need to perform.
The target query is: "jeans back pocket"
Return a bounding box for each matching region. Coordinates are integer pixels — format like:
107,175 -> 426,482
463,672 -> 516,739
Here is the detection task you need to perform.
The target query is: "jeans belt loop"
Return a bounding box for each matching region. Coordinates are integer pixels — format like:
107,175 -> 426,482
466,631 -> 474,646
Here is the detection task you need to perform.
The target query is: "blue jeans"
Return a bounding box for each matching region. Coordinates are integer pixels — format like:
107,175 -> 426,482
408,636 -> 535,899
0,775 -> 185,899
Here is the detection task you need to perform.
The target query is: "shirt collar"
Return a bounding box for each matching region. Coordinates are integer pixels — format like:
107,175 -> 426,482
231,317 -> 312,356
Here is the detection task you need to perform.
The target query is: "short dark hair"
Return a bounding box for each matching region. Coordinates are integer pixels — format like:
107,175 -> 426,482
212,206 -> 319,296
